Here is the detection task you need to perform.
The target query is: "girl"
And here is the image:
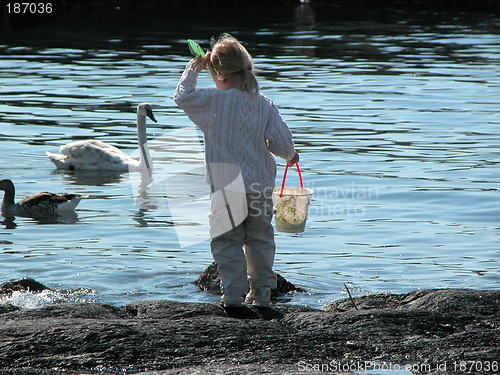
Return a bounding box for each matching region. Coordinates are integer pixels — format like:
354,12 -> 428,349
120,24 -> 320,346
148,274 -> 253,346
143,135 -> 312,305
174,33 -> 299,308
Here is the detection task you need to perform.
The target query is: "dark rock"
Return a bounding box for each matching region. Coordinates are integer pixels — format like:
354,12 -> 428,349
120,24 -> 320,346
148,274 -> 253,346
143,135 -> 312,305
0,277 -> 50,295
193,261 -> 220,293
0,287 -> 498,375
7,302 -> 127,320
325,288 -> 500,316
124,299 -> 227,319
399,289 -> 500,316
0,304 -> 19,314
194,261 -> 306,297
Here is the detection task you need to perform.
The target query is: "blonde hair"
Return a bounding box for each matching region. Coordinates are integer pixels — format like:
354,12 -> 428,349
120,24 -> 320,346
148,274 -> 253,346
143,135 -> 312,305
209,33 -> 259,96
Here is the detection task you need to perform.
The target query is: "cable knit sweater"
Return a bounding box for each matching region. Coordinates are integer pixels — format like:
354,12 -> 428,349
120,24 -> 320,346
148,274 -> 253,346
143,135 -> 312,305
174,63 -> 296,193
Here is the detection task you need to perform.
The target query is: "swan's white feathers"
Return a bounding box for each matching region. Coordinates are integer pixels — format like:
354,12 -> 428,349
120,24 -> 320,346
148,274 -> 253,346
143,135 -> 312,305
46,103 -> 155,171
52,140 -> 135,170
60,140 -> 122,159
46,140 -> 138,171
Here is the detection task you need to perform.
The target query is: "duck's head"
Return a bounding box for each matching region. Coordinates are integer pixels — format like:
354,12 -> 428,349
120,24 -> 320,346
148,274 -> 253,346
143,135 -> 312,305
0,179 -> 14,191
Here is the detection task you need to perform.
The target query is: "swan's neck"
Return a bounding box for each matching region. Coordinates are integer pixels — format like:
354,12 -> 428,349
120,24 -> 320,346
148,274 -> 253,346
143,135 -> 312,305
137,114 -> 152,170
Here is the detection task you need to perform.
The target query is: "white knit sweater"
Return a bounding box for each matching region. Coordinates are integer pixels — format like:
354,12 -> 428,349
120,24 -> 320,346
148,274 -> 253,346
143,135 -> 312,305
174,63 -> 296,193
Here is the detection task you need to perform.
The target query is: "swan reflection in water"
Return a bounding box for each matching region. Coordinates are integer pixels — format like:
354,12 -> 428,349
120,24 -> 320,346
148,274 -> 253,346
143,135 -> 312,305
54,169 -> 127,187
130,166 -> 210,246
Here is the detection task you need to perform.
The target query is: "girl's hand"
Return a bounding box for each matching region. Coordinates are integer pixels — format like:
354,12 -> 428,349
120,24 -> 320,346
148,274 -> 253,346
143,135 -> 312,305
286,152 -> 300,167
190,51 -> 211,72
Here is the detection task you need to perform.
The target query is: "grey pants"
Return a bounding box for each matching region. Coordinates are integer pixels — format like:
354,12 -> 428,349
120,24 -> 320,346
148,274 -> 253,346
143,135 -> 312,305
209,192 -> 277,296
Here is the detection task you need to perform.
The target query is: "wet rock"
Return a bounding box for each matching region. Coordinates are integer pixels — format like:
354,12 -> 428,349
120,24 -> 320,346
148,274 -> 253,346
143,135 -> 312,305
194,261 -> 306,297
325,288 -> 500,316
0,286 -> 498,375
0,304 -> 19,314
398,289 -> 499,316
0,277 -> 50,295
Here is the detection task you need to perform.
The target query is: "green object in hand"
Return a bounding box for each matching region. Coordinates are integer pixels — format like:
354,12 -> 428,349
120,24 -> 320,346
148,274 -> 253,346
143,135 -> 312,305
187,39 -> 205,57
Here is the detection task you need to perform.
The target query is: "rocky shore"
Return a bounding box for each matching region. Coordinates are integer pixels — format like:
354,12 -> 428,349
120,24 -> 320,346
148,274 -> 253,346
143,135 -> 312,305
0,277 -> 498,375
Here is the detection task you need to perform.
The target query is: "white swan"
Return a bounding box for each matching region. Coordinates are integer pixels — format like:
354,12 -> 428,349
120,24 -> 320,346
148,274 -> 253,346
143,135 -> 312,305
0,178 -> 87,215
46,103 -> 157,171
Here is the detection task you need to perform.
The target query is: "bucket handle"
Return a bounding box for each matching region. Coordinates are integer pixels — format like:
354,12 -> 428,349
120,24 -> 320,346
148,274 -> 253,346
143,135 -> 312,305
279,162 -> 303,197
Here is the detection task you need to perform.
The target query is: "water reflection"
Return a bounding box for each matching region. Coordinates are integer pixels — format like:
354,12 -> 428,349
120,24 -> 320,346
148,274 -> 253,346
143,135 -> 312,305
1,211 -> 79,227
0,5 -> 498,306
130,168 -> 159,212
132,208 -> 175,229
293,4 -> 316,32
0,217 -> 17,229
53,169 -> 126,186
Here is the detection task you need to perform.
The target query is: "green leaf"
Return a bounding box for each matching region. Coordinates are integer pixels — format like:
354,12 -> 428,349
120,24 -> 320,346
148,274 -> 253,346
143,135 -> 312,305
187,39 -> 205,57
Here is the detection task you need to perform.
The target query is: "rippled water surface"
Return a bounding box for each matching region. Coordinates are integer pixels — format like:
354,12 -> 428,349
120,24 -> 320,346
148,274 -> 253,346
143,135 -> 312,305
0,5 -> 499,309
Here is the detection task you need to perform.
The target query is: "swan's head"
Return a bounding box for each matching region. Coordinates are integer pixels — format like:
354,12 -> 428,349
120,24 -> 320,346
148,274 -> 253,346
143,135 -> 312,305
137,103 -> 157,123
